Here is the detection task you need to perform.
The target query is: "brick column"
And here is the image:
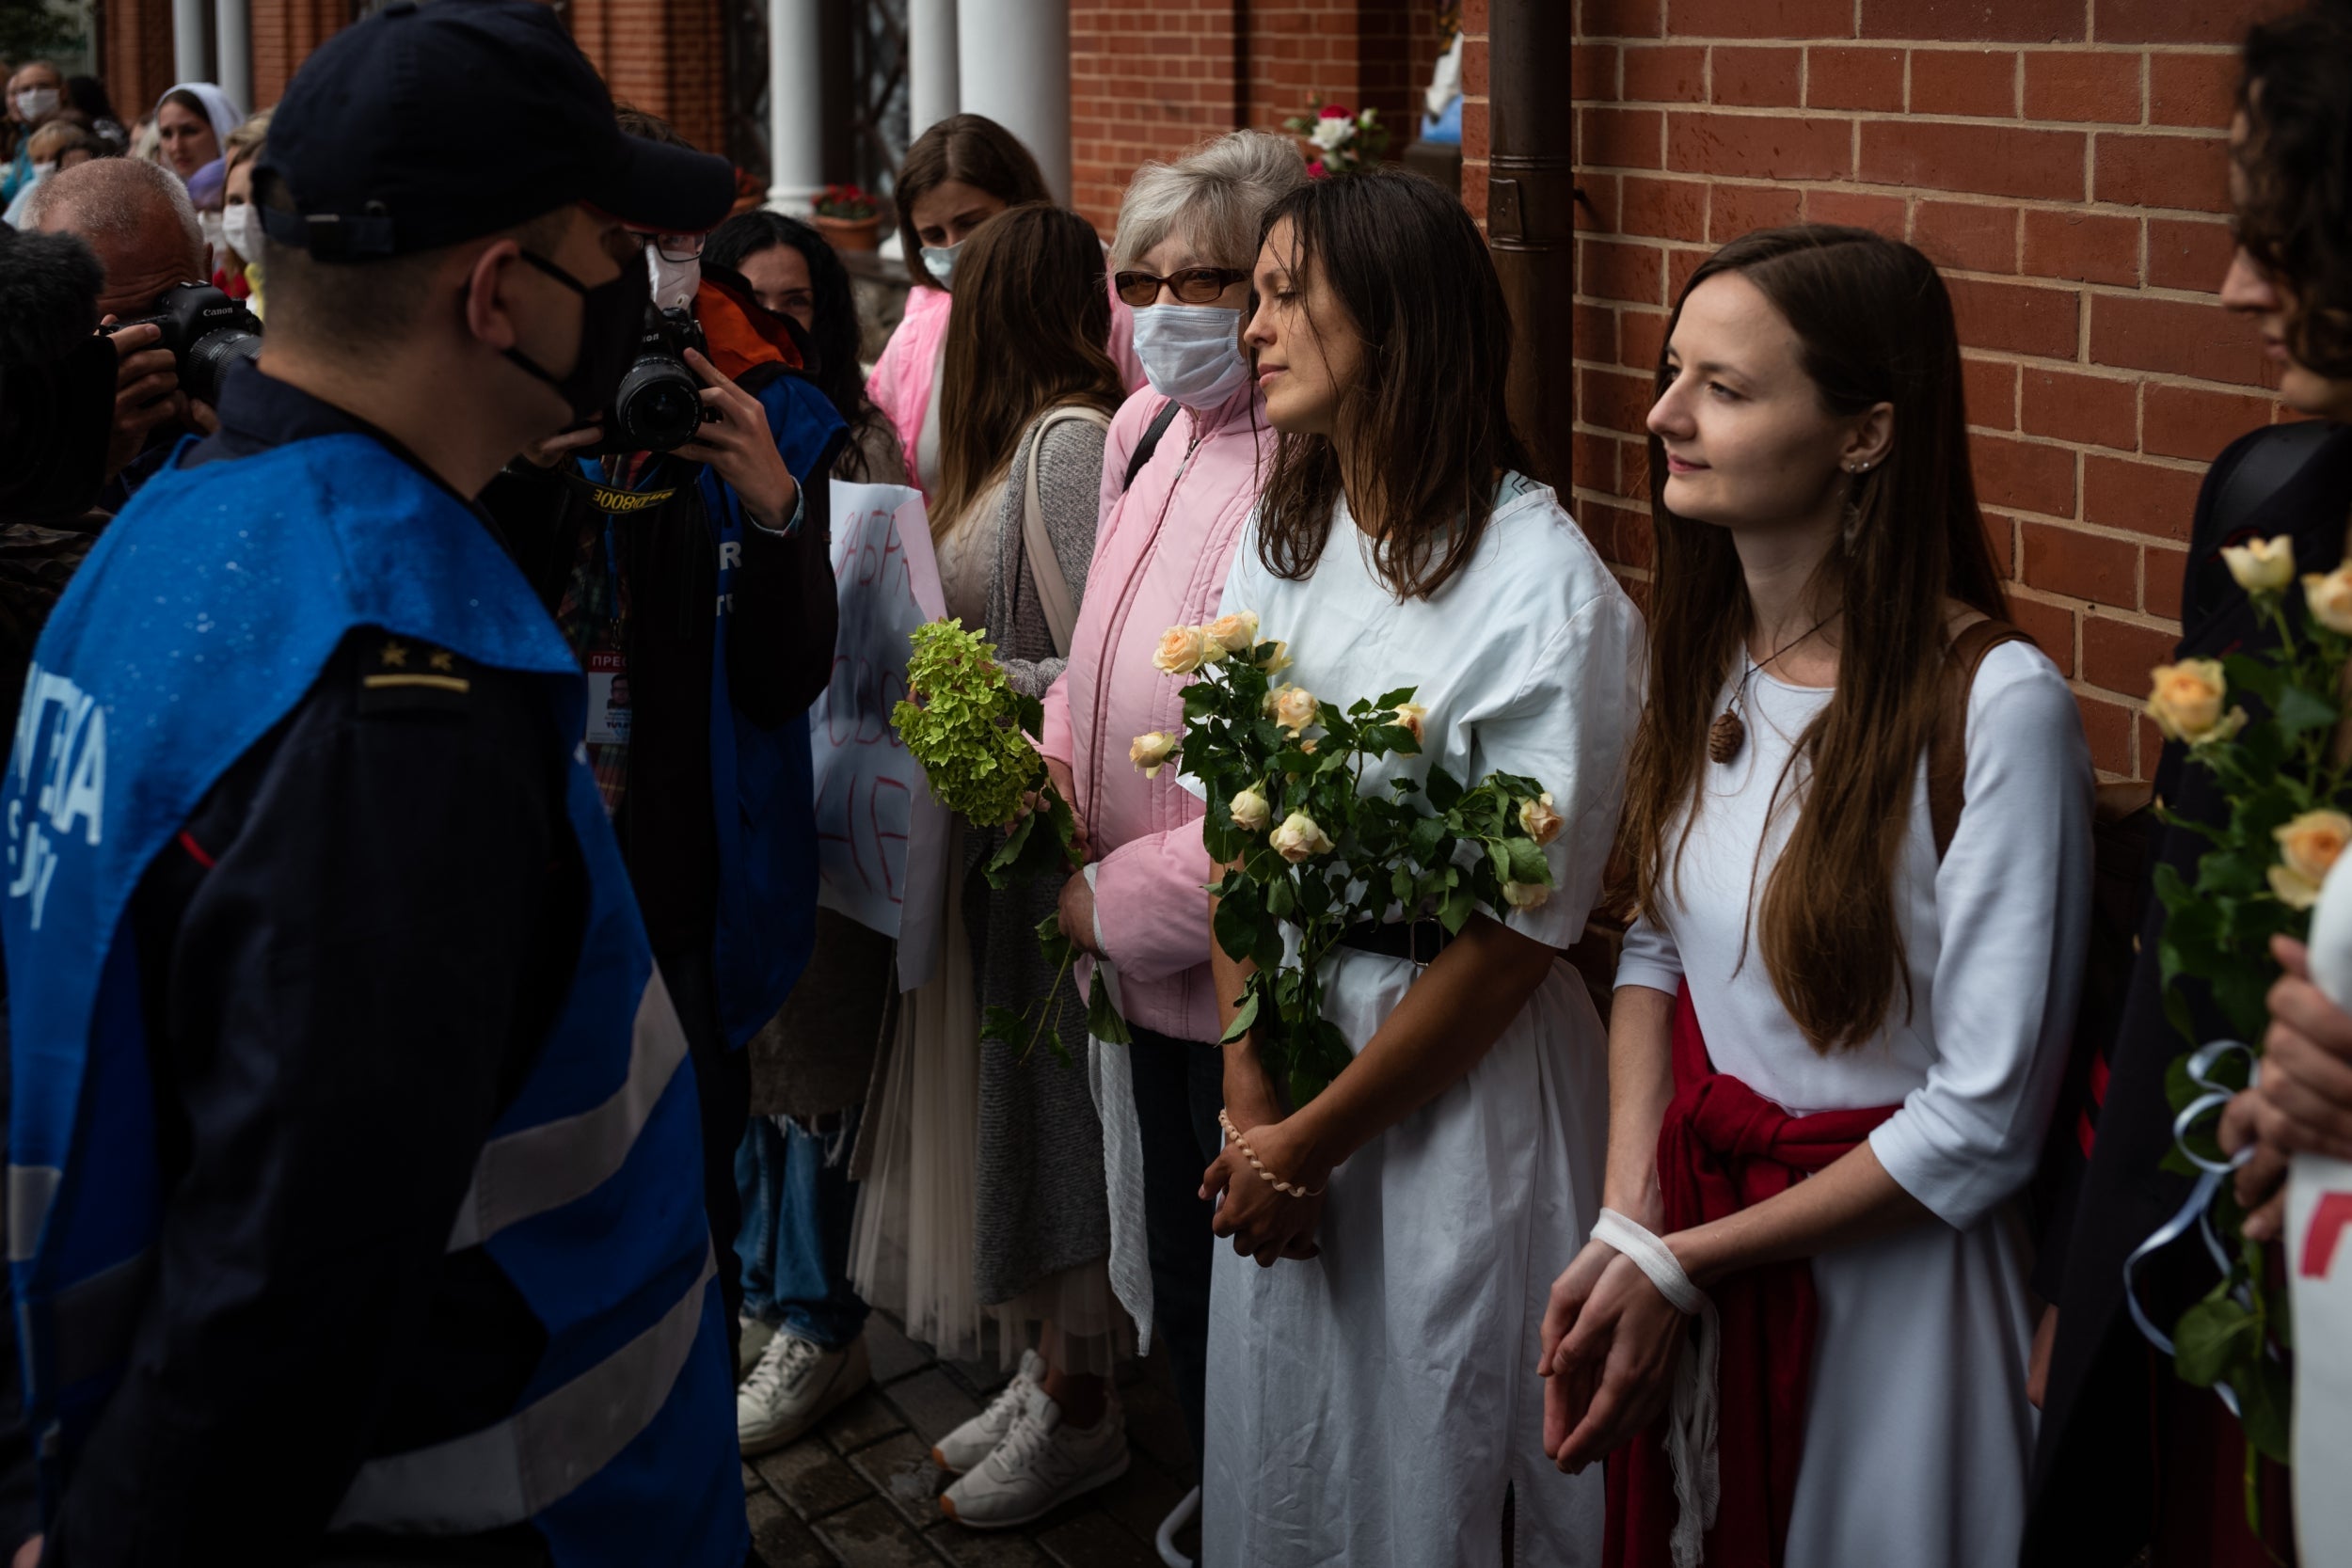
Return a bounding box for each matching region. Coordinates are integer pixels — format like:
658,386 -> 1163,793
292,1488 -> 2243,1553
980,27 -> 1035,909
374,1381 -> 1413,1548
103,0 -> 178,127
569,0 -> 728,156
247,0 -> 346,109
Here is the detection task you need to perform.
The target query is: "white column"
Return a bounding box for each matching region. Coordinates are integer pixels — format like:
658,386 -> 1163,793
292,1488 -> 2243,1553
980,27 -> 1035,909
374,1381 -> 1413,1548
957,0 -> 1069,206
765,0 -> 824,211
171,0 -> 209,88
215,0 -> 251,117
908,0 -> 959,141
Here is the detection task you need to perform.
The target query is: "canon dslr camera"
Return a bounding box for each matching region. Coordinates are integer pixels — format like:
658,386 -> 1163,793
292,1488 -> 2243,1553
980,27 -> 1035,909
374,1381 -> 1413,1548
103,281 -> 262,407
593,306 -> 719,455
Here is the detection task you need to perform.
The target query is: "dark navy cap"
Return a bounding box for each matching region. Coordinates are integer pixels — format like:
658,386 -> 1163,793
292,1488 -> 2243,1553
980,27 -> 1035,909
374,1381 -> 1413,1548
256,0 -> 736,260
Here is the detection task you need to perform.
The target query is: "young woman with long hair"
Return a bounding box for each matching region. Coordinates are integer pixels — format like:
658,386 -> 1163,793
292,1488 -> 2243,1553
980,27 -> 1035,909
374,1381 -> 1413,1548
1539,226 -> 2093,1568
866,114 -> 1140,497
1198,169 -> 1643,1567
846,203 -> 1137,1530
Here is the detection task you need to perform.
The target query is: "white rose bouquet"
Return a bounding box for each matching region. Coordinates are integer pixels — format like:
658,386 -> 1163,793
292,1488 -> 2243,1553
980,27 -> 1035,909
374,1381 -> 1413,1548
1136,613 -> 1562,1103
2140,537 -> 2352,1483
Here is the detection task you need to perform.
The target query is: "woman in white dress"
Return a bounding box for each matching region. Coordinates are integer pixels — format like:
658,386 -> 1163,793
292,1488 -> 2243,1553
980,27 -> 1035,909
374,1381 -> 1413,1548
1539,227 -> 2093,1568
1196,169 -> 1645,1567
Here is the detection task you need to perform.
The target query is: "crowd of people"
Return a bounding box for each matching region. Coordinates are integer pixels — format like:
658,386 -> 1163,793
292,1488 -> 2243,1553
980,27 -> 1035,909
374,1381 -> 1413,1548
3,0 -> 2352,1564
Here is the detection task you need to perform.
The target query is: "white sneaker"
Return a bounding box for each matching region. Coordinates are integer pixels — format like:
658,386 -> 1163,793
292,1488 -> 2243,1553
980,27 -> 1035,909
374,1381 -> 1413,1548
737,1331 -> 870,1455
940,1384 -> 1129,1530
930,1348 -> 1046,1474
737,1316 -> 775,1385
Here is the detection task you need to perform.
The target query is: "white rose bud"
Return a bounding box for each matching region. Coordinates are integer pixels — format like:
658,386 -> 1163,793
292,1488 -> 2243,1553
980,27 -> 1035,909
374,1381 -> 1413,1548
1204,610 -> 1260,653
1129,730 -> 1180,778
2220,534 -> 2295,594
2307,562 -> 2352,634
1519,791 -> 1563,847
1393,702 -> 1428,744
1152,625 -> 1210,674
1230,785 -> 1272,832
1268,811 -> 1335,863
1271,686 -> 1319,734
1502,879 -> 1550,911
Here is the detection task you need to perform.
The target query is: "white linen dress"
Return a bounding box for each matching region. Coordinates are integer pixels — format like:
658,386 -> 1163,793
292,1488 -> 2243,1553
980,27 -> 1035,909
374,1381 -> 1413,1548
1198,479 -> 1644,1568
1613,640 -> 2093,1567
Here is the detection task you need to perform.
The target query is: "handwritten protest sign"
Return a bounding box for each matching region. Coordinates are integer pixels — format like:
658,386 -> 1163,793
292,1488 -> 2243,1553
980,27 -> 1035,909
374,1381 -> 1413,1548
811,481 -> 950,990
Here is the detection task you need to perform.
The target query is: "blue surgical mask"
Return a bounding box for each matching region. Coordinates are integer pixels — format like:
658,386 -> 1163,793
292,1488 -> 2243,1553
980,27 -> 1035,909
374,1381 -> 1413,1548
921,243 -> 961,291
1130,304 -> 1249,411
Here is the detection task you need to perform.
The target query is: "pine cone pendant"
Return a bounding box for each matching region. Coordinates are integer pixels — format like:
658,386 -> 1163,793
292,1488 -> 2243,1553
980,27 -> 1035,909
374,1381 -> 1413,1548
1708,708 -> 1745,765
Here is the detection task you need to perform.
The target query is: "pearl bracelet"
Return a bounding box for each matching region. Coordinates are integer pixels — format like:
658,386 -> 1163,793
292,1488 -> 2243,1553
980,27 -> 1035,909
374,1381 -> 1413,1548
1216,1108 -> 1327,1198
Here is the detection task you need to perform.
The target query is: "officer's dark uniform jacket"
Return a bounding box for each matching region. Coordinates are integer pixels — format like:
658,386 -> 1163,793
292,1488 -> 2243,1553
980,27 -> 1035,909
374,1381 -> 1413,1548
1,367 -> 745,1566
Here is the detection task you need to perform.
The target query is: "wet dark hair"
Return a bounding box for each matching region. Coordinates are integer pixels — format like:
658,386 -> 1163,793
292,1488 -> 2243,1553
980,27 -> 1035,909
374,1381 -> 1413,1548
2238,3 -> 2352,377
1250,167 -> 1531,600
895,114 -> 1052,291
707,210 -> 896,481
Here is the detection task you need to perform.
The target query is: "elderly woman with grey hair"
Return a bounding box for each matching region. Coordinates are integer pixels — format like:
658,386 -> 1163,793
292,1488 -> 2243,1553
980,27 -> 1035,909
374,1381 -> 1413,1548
961,126 -> 1303,1548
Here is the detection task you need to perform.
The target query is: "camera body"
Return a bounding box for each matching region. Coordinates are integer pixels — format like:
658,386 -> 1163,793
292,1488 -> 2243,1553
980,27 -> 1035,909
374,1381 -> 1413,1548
104,282 -> 262,408
592,305 -> 718,456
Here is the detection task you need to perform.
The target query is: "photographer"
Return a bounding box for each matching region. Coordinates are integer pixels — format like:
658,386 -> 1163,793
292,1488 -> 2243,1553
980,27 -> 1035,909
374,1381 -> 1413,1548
2,3 -> 751,1564
26,157 -> 221,496
486,106 -> 848,1363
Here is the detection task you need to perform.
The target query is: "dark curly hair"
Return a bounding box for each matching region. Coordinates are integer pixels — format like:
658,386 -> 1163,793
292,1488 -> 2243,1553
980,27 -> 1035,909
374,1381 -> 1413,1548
2239,2 -> 2352,377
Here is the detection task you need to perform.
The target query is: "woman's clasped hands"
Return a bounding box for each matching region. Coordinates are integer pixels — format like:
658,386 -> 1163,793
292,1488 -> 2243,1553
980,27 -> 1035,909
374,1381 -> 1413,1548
1539,1234 -> 1695,1474
1201,1097 -> 1327,1269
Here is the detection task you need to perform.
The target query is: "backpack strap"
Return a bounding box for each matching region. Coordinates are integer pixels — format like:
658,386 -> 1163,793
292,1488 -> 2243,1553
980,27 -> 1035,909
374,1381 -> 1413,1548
1120,400 -> 1183,496
2201,420 -> 2337,558
1927,618 -> 2034,861
1020,404 -> 1111,658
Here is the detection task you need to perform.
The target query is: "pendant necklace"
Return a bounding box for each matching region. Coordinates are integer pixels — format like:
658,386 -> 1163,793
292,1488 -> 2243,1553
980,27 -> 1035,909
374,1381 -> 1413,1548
1708,610 -> 1843,765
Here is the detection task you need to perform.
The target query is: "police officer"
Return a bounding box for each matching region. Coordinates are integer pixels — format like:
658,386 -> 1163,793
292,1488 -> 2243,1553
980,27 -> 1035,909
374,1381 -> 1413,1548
2,4 -> 747,1564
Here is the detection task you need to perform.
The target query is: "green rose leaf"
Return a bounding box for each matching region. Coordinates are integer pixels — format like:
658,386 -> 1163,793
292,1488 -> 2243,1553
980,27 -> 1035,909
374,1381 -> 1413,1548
1088,970 -> 1133,1044
2173,1294 -> 2258,1387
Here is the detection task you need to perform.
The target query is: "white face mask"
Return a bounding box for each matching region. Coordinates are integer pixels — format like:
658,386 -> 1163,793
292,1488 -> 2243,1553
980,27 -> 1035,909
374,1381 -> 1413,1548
1130,304 -> 1250,411
199,210 -> 226,267
921,243 -> 961,291
27,161 -> 54,181
221,203 -> 261,264
648,246 -> 701,314
14,87 -> 59,122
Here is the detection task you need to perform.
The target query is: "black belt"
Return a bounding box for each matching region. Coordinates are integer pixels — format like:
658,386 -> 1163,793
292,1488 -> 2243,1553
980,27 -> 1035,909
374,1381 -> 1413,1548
1335,918 -> 1454,965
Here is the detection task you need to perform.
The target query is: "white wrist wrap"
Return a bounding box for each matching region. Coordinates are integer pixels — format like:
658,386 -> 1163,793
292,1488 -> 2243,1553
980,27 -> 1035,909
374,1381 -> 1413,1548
1592,1208 -> 1721,1568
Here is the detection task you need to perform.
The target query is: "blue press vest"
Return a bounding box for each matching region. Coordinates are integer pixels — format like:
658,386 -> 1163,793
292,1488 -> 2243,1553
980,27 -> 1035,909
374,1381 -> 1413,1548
3,436 -> 745,1565
671,370 -> 843,1047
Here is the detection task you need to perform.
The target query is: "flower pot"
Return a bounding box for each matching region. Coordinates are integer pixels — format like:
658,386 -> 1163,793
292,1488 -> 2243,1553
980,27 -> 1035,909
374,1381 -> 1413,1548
814,214 -> 882,251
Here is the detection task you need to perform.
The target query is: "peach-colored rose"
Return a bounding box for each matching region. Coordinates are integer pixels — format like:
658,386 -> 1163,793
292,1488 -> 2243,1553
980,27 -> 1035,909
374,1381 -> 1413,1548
1519,791 -> 1563,847
2220,534 -> 2295,594
1271,686 -> 1319,734
1393,702 -> 1428,745
2144,659 -> 2245,747
2270,809 -> 2352,910
1257,640 -> 1293,676
1268,811 -> 1334,863
1204,610 -> 1260,653
2307,562 -> 2352,633
1152,625 -> 1210,674
1231,785 -> 1271,832
1502,879 -> 1549,911
1130,730 -> 1180,778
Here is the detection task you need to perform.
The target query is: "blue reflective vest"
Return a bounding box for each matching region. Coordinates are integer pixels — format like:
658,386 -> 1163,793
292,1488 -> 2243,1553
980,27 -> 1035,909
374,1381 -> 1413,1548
3,436 -> 745,1565
675,369 -> 841,1048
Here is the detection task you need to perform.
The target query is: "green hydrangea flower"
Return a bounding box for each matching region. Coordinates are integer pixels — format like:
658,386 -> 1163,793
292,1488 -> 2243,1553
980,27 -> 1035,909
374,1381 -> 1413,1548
892,619 -> 1044,831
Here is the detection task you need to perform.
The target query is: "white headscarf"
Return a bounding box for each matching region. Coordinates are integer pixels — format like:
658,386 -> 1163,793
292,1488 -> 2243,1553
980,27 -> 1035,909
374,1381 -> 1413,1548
154,82 -> 245,160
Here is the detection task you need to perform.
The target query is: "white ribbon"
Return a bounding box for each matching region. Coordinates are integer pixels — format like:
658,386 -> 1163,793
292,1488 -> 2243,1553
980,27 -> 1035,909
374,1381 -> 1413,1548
1592,1208 -> 1720,1568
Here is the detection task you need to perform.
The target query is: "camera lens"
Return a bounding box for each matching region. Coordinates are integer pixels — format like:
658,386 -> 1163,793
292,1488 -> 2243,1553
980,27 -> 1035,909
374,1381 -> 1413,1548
182,328 -> 262,409
614,357 -> 705,451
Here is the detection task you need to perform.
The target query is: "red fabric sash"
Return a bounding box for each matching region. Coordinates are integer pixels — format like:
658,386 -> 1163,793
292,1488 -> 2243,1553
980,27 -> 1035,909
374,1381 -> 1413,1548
1603,986 -> 1901,1568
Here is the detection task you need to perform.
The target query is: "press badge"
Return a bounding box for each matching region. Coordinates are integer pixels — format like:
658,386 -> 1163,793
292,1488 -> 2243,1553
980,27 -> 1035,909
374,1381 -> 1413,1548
587,650 -> 631,746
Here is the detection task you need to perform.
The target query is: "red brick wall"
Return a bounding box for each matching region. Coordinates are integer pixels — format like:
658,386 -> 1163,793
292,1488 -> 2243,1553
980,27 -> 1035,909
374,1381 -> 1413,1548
101,0 -> 176,129
1567,0 -> 2294,781
1070,0 -> 1440,232
250,0 -> 350,111
569,0 -> 727,156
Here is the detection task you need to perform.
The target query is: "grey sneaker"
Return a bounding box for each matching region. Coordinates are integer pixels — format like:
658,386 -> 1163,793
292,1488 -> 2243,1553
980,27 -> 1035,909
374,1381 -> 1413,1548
737,1330 -> 870,1455
940,1384 -> 1129,1530
930,1348 -> 1046,1474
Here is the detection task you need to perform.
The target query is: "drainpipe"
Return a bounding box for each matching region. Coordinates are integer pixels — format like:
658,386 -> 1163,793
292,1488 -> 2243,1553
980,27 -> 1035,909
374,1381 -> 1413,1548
1485,0 -> 1577,486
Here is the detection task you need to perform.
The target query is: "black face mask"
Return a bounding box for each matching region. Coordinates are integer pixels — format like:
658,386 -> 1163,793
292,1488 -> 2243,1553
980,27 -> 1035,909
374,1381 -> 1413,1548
503,249 -> 650,422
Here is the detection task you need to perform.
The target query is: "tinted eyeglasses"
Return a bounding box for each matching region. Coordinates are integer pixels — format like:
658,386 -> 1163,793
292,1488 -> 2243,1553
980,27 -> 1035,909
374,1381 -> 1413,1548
1114,266 -> 1251,308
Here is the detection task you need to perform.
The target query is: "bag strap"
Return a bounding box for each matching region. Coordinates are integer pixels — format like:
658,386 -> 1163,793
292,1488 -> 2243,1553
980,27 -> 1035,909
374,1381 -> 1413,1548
2201,420 -> 2337,558
1020,404 -> 1110,658
1120,400 -> 1184,496
1927,617 -> 2033,861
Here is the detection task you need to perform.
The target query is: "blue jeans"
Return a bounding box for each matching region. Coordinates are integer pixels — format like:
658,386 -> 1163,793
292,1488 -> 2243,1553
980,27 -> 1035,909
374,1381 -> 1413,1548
734,1108 -> 869,1351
